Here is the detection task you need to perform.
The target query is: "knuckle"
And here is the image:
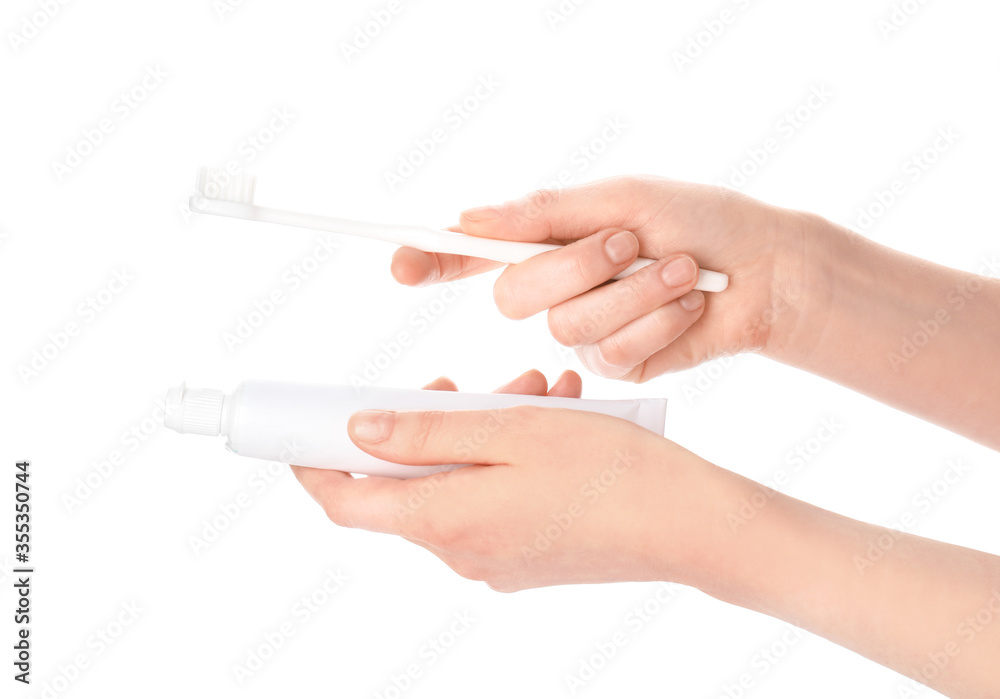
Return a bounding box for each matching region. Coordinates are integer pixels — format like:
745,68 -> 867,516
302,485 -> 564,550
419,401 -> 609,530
613,272 -> 648,309
563,247 -> 596,285
321,500 -> 351,528
625,366 -> 650,384
574,345 -> 607,378
596,332 -> 632,370
547,306 -> 586,346
502,404 -> 543,432
616,173 -> 650,189
645,306 -> 674,338
493,276 -> 526,320
461,535 -> 495,559
522,187 -> 560,217
483,569 -> 530,594
440,523 -> 481,555
407,410 -> 448,453
485,578 -> 521,594
507,189 -> 559,239
576,344 -> 632,381
447,558 -> 485,582
610,174 -> 659,198
420,514 -> 459,549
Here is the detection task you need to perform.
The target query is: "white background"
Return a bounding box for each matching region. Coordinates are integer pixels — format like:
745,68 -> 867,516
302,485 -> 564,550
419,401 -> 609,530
2,0 -> 999,697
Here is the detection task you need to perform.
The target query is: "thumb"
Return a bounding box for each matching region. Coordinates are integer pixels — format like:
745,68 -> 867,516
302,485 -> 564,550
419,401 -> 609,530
459,177 -> 645,244
347,407 -> 532,466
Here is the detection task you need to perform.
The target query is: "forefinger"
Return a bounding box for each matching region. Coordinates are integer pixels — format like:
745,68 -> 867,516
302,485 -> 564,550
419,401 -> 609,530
390,224 -> 504,287
290,464 -> 438,538
391,247 -> 502,286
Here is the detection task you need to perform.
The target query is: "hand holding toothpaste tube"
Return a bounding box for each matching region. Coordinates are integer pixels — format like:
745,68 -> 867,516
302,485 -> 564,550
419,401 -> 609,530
292,369 -> 713,590
291,370 -> 1000,697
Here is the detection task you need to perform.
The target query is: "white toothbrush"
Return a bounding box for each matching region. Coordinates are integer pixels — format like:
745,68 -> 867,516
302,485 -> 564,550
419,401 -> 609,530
189,168 -> 729,291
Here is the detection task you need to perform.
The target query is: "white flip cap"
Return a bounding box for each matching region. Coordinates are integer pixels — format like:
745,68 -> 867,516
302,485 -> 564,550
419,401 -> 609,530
164,383 -> 226,436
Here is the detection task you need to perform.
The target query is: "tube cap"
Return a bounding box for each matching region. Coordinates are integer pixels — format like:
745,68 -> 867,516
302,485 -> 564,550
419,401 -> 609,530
164,383 -> 225,436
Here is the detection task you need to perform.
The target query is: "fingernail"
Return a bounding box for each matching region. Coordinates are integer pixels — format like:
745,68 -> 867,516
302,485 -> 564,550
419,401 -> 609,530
461,205 -> 503,221
679,290 -> 704,312
604,231 -> 637,265
661,257 -> 697,287
351,410 -> 395,443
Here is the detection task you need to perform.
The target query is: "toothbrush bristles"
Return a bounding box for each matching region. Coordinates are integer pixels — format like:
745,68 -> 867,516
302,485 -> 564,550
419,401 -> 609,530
195,166 -> 256,204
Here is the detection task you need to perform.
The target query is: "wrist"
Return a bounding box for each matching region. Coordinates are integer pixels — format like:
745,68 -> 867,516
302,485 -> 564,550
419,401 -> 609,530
760,209 -> 858,367
642,447 -> 773,592
668,459 -> 824,616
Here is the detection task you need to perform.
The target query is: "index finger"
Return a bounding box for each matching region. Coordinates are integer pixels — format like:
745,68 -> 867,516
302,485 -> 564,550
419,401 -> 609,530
458,176 -> 653,243
290,465 -> 448,539
390,246 -> 501,286
391,224 -> 503,286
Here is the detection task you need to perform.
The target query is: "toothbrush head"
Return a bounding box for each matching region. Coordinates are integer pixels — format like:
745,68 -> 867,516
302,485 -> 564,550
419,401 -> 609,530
194,166 -> 256,204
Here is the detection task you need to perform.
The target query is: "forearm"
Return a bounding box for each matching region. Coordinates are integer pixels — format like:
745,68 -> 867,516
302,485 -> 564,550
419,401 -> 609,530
769,213 -> 1000,449
680,461 -> 1000,698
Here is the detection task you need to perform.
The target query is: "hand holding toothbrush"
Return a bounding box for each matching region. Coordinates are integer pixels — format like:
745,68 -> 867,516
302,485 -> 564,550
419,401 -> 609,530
392,175 -> 1000,449
392,175 -> 809,382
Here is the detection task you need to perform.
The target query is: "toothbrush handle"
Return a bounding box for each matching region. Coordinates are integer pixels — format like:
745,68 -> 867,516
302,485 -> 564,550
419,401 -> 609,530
412,227 -> 730,293
190,198 -> 729,292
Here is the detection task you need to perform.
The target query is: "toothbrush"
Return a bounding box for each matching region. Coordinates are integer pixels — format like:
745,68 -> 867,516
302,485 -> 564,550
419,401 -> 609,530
189,168 -> 729,291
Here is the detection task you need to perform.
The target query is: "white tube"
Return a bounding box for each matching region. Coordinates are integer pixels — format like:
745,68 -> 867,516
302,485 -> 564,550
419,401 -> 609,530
164,380 -> 668,479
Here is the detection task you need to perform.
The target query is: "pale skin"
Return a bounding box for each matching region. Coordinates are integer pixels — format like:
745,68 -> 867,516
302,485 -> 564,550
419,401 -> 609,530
292,176 -> 1000,698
